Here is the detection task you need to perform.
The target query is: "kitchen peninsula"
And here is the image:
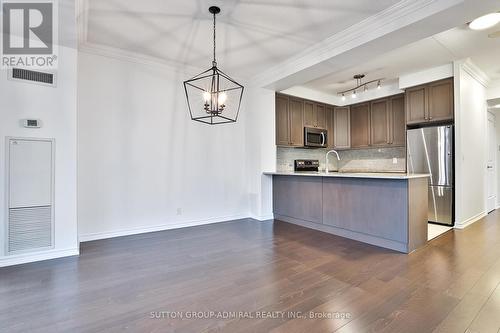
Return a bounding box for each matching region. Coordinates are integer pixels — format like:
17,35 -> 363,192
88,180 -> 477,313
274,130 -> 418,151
264,171 -> 430,253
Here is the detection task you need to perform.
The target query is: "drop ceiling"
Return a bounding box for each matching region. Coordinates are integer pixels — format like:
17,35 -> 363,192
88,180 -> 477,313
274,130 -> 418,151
304,23 -> 500,94
80,0 -> 401,78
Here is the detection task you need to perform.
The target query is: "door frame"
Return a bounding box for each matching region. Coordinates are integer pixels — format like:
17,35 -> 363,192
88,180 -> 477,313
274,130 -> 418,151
486,112 -> 497,213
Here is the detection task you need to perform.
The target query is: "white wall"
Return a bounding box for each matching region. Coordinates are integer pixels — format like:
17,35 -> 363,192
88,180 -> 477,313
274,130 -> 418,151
0,0 -> 78,266
453,60 -> 489,228
77,52 -> 250,240
245,86 -> 276,220
487,80 -> 500,100
399,64 -> 453,89
0,45 -> 78,266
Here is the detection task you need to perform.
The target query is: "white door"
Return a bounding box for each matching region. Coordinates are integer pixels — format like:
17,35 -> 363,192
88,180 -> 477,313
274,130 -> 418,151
487,113 -> 497,213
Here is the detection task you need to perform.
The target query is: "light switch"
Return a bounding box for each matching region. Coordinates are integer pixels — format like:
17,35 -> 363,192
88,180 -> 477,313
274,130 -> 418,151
392,158 -> 398,164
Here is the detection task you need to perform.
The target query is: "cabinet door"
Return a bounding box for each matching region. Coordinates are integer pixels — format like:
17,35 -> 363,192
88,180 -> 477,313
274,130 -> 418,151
406,85 -> 427,125
304,101 -> 315,127
275,94 -> 289,146
315,103 -> 326,128
428,78 -> 453,122
370,99 -> 390,147
390,95 -> 406,146
326,105 -> 335,147
289,97 -> 304,146
334,107 -> 350,149
350,103 -> 371,148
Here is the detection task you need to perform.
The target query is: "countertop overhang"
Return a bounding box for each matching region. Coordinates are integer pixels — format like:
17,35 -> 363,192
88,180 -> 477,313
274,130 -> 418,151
263,171 -> 430,180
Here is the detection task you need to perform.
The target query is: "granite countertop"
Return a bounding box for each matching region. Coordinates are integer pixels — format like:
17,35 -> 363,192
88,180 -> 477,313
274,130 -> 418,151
263,171 -> 430,180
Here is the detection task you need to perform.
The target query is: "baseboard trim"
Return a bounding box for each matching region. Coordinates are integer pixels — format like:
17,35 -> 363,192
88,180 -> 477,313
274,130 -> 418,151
250,214 -> 274,221
275,214 -> 408,253
78,213 -> 251,242
454,211 -> 487,229
0,248 -> 79,268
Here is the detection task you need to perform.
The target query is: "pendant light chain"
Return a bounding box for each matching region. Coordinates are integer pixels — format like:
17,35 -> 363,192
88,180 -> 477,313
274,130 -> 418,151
212,11 -> 216,66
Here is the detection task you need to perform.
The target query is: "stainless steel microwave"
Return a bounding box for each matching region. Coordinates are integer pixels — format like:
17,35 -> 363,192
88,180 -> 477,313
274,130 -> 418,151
304,127 -> 327,148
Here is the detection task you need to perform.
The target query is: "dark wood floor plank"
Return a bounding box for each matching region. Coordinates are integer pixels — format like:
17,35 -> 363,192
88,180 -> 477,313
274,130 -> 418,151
1,213 -> 500,332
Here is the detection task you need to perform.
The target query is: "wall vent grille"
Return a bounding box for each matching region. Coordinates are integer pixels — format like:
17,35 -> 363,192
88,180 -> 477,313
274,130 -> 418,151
10,68 -> 56,86
8,206 -> 52,253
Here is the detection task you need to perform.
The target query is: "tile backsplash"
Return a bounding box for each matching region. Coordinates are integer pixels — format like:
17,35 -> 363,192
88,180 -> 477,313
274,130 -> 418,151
277,146 -> 406,173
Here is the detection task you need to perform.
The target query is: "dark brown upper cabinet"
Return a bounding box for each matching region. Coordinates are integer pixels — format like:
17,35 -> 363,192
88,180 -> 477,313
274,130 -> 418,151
406,78 -> 453,125
427,78 -> 454,122
326,105 -> 335,148
288,97 -> 305,146
276,93 -> 404,150
370,98 -> 390,147
315,103 -> 327,129
406,85 -> 426,124
389,95 -> 405,146
275,94 -> 304,147
275,94 -> 290,146
350,103 -> 371,148
304,101 -> 326,128
333,106 -> 351,149
304,101 -> 315,128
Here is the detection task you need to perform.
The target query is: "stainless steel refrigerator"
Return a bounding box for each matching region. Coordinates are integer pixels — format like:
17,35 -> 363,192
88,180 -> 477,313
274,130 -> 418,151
407,125 -> 454,226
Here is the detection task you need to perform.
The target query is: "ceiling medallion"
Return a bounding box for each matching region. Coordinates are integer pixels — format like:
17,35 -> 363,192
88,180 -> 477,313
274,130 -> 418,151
183,6 -> 244,125
338,74 -> 383,101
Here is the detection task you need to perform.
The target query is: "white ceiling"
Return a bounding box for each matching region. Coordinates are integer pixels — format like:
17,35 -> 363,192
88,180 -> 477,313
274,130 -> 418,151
304,23 -> 500,94
81,0 -> 401,78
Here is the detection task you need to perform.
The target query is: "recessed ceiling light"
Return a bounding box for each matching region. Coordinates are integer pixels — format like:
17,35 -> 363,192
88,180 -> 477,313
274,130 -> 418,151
469,12 -> 500,30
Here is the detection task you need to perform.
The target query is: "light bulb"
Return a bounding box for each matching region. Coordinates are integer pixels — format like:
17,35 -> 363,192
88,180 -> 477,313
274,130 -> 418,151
377,81 -> 381,89
469,13 -> 500,30
341,94 -> 346,101
352,90 -> 357,99
203,91 -> 211,102
218,92 -> 227,105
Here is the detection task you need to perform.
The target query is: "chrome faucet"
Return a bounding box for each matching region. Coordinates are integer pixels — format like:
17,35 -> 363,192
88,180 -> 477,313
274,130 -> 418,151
325,150 -> 340,173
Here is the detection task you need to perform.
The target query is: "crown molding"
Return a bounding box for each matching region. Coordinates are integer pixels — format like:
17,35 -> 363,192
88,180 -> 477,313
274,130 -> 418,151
79,42 -> 197,73
249,0 -> 464,87
78,42 -> 249,86
457,58 -> 490,88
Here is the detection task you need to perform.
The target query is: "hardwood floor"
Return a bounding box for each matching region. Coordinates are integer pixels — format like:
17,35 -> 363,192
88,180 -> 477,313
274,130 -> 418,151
1,212 -> 500,333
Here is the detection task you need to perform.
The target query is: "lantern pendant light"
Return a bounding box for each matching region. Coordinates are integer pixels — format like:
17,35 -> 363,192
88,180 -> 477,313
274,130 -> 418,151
183,6 -> 244,125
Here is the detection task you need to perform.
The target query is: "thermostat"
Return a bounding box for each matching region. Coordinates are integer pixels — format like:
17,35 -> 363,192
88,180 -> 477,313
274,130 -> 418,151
22,119 -> 41,128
